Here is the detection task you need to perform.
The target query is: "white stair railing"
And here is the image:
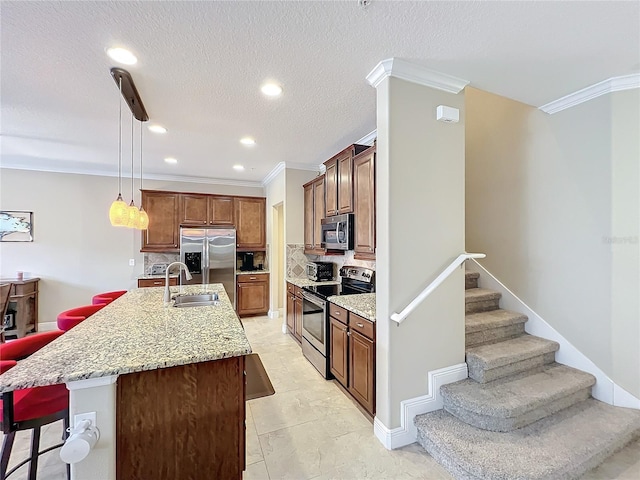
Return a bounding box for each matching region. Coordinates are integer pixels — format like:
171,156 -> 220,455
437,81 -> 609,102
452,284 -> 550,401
390,253 -> 486,325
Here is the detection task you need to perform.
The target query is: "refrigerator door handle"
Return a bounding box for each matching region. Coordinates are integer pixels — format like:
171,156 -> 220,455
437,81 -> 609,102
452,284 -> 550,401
203,238 -> 208,284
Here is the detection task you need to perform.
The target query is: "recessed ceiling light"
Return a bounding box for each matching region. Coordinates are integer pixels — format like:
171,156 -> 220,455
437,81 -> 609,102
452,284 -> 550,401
148,125 -> 167,134
260,83 -> 282,97
233,165 -> 245,171
107,47 -> 137,65
240,137 -> 256,146
164,157 -> 178,164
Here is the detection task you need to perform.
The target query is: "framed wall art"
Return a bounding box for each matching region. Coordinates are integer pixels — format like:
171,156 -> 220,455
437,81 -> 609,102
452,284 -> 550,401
0,211 -> 33,242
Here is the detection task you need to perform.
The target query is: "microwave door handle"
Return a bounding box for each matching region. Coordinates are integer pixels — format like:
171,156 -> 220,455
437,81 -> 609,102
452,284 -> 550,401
335,221 -> 341,243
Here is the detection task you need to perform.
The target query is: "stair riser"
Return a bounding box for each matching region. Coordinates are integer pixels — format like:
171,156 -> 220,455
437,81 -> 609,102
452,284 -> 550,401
466,298 -> 500,314
443,387 -> 592,432
466,323 -> 525,348
468,351 -> 556,383
465,276 -> 478,290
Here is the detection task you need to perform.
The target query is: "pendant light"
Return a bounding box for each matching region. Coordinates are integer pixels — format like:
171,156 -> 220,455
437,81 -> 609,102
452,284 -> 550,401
109,78 -> 128,226
125,110 -> 140,228
137,119 -> 149,230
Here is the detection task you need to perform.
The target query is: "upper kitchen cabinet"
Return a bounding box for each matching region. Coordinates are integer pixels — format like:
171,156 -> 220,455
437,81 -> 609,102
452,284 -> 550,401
142,191 -> 180,252
234,197 -> 266,251
303,175 -> 325,255
324,144 -> 370,217
180,194 -> 234,226
353,146 -> 376,260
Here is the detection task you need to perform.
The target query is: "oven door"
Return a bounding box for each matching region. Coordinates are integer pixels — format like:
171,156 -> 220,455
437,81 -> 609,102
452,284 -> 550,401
301,291 -> 327,354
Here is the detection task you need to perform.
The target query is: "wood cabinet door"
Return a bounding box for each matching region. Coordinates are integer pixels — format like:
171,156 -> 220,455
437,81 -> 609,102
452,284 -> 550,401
313,176 -> 325,250
330,317 -> 349,387
234,197 -> 266,250
324,158 -> 338,217
286,290 -> 295,334
303,182 -> 314,250
293,295 -> 303,342
349,330 -> 375,415
209,196 -> 234,225
142,191 -> 180,252
180,194 -> 209,226
353,149 -> 376,259
337,152 -> 353,214
236,280 -> 269,316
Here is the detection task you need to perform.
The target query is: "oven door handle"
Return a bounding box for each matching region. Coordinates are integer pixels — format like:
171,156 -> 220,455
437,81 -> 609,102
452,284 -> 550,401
301,291 -> 324,308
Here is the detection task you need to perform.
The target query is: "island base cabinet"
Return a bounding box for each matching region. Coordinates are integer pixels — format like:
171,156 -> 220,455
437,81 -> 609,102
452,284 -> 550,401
116,356 -> 246,480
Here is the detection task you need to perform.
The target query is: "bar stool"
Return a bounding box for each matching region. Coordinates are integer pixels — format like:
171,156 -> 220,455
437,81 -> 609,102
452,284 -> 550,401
1,330 -> 69,480
56,304 -> 105,332
91,290 -> 127,306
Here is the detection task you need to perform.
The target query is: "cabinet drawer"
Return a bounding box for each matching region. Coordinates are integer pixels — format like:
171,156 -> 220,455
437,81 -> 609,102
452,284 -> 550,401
329,303 -> 348,324
138,278 -> 178,288
287,282 -> 296,294
294,285 -> 303,298
349,313 -> 375,340
237,273 -> 269,283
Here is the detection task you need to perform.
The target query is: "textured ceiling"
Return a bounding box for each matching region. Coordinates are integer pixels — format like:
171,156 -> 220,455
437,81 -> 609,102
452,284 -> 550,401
1,1 -> 638,185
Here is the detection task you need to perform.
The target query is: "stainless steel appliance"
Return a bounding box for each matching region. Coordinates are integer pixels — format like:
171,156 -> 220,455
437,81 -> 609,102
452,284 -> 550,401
320,213 -> 354,251
180,227 -> 236,307
240,252 -> 255,271
301,265 -> 375,378
306,261 -> 334,282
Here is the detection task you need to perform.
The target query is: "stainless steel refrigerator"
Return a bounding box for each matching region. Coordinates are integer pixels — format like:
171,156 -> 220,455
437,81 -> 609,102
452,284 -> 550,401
180,227 -> 236,307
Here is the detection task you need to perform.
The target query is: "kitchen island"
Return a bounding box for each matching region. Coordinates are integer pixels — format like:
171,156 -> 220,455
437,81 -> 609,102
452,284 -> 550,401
0,284 -> 251,480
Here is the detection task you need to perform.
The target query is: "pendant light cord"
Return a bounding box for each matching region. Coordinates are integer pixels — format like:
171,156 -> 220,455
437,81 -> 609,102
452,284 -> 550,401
131,110 -> 134,201
118,77 -> 123,195
140,119 -> 143,192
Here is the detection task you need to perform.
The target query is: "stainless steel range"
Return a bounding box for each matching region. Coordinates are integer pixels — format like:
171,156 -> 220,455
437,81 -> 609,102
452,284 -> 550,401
301,265 -> 375,378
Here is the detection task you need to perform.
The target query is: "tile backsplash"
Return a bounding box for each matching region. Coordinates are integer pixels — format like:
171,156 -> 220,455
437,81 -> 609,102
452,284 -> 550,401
286,244 -> 375,279
144,253 -> 179,274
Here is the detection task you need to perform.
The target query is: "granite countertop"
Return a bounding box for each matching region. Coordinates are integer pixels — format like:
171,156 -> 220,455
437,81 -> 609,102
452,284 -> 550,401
328,293 -> 376,322
286,277 -> 340,288
0,284 -> 251,393
236,270 -> 270,275
138,274 -> 179,279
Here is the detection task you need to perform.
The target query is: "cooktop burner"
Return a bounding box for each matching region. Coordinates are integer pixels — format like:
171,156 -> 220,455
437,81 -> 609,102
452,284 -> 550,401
302,284 -> 341,300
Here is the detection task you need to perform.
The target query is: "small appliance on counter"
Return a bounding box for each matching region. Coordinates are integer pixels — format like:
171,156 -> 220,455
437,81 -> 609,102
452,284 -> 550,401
306,261 -> 334,282
240,252 -> 255,271
150,263 -> 169,275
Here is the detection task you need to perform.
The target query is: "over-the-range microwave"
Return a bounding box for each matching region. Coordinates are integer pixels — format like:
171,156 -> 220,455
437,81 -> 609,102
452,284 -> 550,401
320,213 -> 354,251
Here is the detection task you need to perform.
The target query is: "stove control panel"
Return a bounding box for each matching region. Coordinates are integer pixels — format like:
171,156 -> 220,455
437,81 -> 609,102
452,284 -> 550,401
339,265 -> 375,284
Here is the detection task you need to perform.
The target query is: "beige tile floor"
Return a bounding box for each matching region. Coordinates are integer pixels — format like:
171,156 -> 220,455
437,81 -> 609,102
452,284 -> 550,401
3,315 -> 640,479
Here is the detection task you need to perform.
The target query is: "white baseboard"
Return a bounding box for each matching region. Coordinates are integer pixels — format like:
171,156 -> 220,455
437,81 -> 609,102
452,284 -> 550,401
37,321 -> 58,332
268,309 -> 280,319
469,259 -> 640,409
373,362 -> 468,450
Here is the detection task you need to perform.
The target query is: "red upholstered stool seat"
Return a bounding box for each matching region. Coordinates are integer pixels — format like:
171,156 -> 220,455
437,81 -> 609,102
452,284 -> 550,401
91,290 -> 127,305
57,304 -> 105,332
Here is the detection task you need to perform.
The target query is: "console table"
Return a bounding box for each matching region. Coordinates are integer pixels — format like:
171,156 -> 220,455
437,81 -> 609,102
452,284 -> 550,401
1,277 -> 39,338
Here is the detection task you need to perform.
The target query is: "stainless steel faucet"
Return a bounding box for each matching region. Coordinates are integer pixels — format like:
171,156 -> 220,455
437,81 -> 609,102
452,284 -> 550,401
164,262 -> 193,303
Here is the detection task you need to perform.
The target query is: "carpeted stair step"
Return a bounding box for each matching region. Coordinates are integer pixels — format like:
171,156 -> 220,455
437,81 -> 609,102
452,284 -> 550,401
441,363 -> 596,432
465,288 -> 501,314
465,271 -> 480,290
466,309 -> 528,347
415,398 -> 640,480
466,334 -> 559,383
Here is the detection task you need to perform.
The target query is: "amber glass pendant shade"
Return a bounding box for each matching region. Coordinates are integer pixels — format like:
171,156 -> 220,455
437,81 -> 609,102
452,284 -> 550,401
137,207 -> 149,230
109,194 -> 128,226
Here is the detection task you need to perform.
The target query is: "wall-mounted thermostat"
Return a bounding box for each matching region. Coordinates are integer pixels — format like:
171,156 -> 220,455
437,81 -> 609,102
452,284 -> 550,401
436,105 -> 460,123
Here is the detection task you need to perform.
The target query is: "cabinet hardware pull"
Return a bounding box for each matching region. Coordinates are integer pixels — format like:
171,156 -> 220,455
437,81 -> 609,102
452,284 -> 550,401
250,277 -> 256,280
356,322 -> 364,328
347,331 -> 351,336
153,281 -> 162,285
335,311 -> 340,315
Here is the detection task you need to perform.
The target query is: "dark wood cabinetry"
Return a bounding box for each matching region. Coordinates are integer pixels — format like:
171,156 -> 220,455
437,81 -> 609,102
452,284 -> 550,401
234,197 -> 266,251
286,282 -> 303,343
142,190 -> 265,253
324,145 -> 369,217
303,176 -> 325,255
1,278 -> 39,338
236,273 -> 269,317
180,194 -> 235,226
329,305 -> 375,416
353,146 -> 376,260
141,191 -> 180,252
137,277 -> 178,288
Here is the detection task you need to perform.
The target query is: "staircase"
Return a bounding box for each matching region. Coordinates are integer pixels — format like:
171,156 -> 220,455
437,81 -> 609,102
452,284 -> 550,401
415,270 -> 640,480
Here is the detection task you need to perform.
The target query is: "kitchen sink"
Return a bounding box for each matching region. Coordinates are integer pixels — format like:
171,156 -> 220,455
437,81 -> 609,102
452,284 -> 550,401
173,292 -> 219,308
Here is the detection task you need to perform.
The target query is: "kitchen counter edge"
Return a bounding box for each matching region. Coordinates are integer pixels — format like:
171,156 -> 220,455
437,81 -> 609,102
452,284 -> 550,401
328,293 -> 376,322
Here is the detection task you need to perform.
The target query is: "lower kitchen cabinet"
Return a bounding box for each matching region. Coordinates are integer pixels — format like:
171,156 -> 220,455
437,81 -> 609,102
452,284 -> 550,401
236,274 -> 269,317
329,304 -> 376,416
286,282 -> 303,343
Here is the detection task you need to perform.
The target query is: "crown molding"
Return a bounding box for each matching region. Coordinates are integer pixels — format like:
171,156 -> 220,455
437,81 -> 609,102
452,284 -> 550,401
366,58 -> 469,94
1,162 -> 264,188
356,129 -> 377,145
261,161 -> 321,186
539,73 -> 640,114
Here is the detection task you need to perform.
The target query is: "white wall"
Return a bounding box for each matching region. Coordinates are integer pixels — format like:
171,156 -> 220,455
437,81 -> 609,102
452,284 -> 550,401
376,76 -> 466,428
465,87 -> 639,398
0,168 -> 263,324
265,168 -> 285,314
